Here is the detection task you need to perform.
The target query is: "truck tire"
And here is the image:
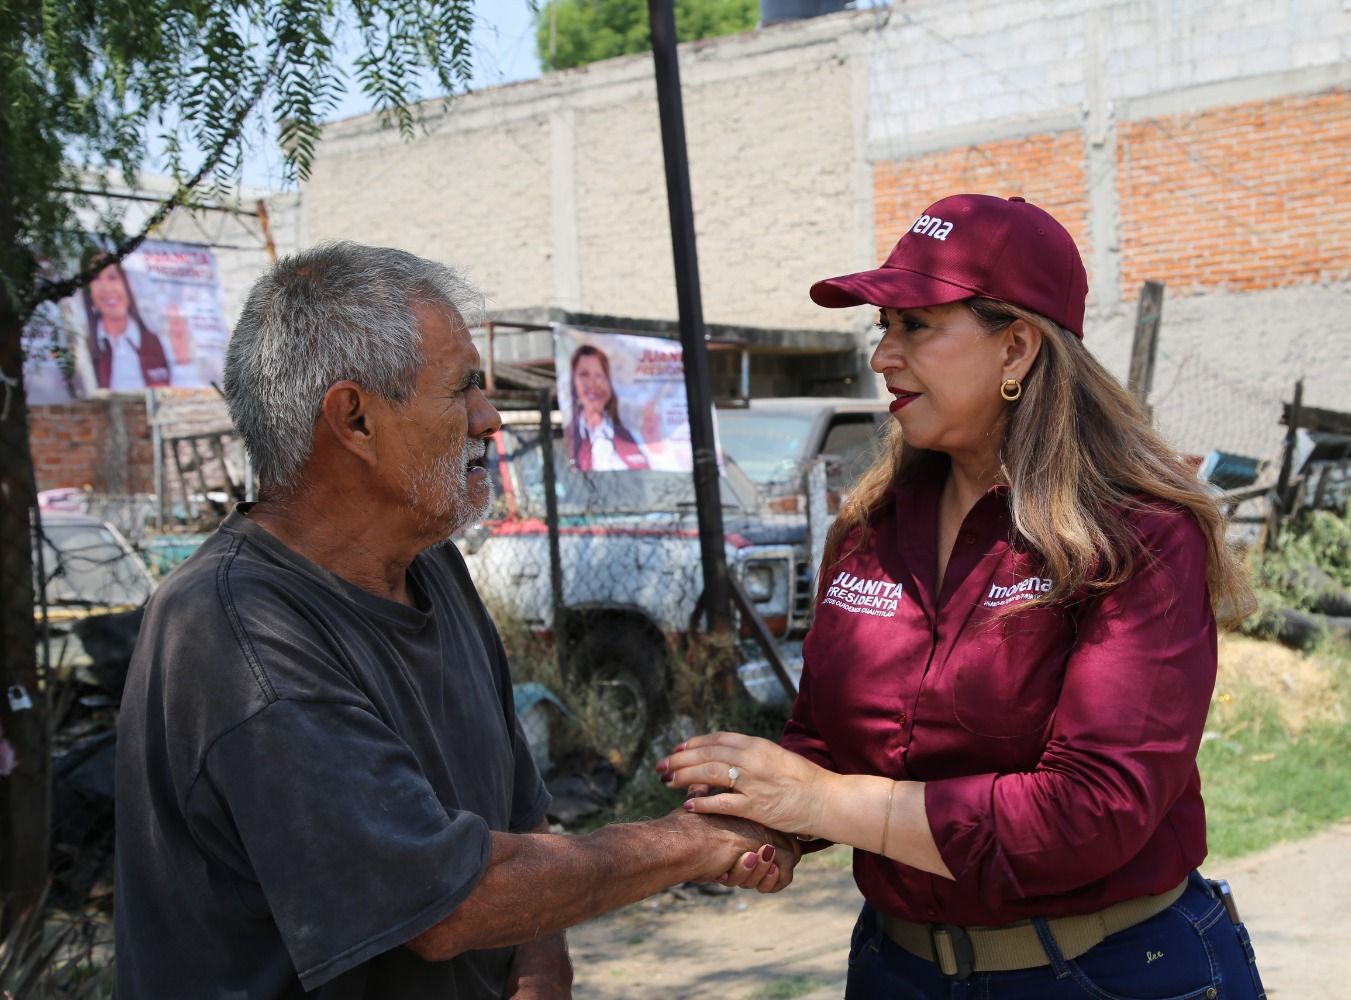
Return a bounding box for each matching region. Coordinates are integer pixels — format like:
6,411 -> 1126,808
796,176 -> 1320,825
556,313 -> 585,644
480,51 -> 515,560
566,625 -> 669,771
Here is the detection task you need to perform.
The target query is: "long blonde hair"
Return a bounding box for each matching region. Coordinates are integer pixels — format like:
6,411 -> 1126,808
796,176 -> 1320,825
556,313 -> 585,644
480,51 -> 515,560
821,298 -> 1255,625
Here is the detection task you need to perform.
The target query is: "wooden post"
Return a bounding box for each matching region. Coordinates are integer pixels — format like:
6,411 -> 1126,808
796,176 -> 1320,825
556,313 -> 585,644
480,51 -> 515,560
1127,280 -> 1165,417
255,199 -> 278,264
1268,377 -> 1305,551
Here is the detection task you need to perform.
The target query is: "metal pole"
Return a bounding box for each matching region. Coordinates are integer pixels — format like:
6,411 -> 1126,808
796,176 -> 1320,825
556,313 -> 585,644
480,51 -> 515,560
647,0 -> 734,641
537,389 -> 567,676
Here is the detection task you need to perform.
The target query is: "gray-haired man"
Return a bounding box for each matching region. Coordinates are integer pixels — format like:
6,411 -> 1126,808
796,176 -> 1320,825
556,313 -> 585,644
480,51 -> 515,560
114,242 -> 794,999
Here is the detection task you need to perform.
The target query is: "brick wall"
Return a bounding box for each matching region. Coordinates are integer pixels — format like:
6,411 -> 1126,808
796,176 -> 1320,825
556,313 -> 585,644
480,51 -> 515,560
1118,90 -> 1351,295
299,0 -> 1351,446
29,399 -> 155,494
872,130 -> 1090,284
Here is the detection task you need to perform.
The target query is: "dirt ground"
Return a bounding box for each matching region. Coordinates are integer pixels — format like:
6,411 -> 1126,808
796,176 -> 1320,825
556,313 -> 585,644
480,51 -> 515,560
569,635 -> 1351,998
568,847 -> 861,1000
570,821 -> 1351,998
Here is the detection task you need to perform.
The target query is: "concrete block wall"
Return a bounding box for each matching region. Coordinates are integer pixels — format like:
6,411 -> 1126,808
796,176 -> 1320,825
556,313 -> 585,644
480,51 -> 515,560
298,1 -> 1350,461
864,0 -> 1351,458
306,17 -> 870,333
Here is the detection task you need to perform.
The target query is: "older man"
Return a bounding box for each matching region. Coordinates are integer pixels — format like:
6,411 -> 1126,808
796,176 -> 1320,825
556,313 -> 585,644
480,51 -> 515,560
114,242 -> 791,999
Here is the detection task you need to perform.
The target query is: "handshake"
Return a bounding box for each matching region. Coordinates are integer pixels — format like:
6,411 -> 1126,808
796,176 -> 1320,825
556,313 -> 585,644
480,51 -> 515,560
655,730 -> 836,896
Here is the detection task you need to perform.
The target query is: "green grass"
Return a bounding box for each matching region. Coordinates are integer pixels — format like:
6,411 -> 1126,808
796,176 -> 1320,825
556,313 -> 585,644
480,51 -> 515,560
1200,639 -> 1351,859
1200,716 -> 1351,859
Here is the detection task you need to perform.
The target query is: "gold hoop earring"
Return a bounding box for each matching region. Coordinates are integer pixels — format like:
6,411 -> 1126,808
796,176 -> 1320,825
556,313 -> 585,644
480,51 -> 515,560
1000,378 -> 1022,402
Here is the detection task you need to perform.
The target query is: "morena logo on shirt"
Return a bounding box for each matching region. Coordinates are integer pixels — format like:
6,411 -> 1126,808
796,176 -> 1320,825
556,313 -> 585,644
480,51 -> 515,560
983,576 -> 1054,608
822,571 -> 903,618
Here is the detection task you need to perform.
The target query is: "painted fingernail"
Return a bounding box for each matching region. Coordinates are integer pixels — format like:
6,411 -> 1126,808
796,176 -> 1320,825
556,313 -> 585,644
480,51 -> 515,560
675,742 -> 687,751
655,760 -> 668,773
682,800 -> 695,811
743,853 -> 758,870
661,773 -> 673,784
759,845 -> 776,863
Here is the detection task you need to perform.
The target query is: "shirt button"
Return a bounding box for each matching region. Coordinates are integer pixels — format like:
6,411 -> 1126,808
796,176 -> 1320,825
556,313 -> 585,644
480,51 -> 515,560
898,710 -> 907,725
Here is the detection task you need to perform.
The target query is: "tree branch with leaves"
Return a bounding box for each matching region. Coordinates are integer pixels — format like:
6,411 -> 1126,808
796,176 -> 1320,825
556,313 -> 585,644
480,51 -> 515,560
0,0 -> 479,929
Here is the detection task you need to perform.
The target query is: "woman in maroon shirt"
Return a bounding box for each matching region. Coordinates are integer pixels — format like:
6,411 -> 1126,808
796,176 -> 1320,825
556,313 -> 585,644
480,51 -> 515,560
661,194 -> 1268,998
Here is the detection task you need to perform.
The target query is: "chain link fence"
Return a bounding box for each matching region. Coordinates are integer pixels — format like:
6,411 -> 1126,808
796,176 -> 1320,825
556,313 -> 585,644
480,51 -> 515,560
31,504 -> 146,909
460,390 -> 826,789
1148,347 -> 1289,473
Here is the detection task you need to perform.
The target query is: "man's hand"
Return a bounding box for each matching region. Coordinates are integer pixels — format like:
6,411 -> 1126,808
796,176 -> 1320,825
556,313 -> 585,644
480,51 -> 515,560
406,805 -> 803,963
672,809 -> 801,891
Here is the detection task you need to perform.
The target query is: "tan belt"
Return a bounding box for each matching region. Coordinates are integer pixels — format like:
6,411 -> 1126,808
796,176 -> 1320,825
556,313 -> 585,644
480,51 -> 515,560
883,879 -> 1188,979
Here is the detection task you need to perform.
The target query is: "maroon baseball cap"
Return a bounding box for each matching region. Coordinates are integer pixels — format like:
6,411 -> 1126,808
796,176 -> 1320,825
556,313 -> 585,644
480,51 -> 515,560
810,194 -> 1088,337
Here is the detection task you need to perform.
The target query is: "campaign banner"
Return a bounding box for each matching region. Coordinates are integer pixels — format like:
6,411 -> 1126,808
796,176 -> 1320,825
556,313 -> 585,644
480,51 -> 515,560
555,326 -> 713,473
22,240 -> 231,403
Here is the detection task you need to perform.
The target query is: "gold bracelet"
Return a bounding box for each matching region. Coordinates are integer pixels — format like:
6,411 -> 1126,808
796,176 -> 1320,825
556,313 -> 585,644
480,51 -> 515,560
879,780 -> 896,857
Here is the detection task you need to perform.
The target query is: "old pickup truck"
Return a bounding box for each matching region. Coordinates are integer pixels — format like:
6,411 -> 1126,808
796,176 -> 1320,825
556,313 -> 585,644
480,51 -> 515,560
456,410 -> 813,760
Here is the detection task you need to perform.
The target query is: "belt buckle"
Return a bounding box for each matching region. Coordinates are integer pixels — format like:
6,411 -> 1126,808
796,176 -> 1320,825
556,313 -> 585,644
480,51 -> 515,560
928,923 -> 975,980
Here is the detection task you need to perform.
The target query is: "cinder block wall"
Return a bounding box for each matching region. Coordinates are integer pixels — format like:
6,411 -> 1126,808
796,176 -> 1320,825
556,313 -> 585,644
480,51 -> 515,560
304,17 -> 868,333
297,0 -> 1350,461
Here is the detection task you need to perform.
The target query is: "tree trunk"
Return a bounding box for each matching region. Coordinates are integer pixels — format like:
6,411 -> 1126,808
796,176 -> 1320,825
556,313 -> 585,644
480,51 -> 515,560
0,139 -> 50,930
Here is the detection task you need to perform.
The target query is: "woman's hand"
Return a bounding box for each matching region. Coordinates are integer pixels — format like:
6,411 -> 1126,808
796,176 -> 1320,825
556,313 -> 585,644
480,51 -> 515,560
657,732 -> 832,838
713,842 -> 797,893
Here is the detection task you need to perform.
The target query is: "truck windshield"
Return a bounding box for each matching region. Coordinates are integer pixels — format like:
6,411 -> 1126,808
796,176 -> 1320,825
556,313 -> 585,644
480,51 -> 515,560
714,411 -> 816,486
496,426 -> 761,517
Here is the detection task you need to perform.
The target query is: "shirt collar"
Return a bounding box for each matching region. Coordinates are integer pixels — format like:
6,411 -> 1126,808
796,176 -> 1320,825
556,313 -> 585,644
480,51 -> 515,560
581,414 -> 614,442
96,315 -> 142,353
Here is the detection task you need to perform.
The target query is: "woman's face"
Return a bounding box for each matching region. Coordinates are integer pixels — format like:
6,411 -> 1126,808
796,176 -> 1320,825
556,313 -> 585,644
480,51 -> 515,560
870,302 -> 1013,460
90,265 -> 131,322
574,354 -> 613,418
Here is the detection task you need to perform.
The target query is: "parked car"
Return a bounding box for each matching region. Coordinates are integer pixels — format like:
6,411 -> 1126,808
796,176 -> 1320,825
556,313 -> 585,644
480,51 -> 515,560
33,511 -> 156,676
457,410 -> 815,762
715,396 -> 890,513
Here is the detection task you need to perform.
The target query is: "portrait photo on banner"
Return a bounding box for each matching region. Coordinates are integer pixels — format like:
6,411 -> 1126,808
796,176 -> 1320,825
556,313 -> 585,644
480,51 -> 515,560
555,325 -> 715,474
22,240 -> 232,404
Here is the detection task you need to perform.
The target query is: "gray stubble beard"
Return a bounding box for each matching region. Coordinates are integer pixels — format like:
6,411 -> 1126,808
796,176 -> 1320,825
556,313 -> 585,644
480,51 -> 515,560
406,437 -> 493,542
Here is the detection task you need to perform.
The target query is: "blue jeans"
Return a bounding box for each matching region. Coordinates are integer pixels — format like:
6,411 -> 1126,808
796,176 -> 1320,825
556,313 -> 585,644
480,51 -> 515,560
845,873 -> 1267,1000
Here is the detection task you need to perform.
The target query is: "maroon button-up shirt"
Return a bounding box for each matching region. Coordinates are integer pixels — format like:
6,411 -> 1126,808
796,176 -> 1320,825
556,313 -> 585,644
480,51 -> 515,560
783,458 -> 1216,926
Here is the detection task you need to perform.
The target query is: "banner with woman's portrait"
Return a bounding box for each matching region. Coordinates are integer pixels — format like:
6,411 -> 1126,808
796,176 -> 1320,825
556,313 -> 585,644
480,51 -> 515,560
555,326 -> 713,473
22,240 -> 231,403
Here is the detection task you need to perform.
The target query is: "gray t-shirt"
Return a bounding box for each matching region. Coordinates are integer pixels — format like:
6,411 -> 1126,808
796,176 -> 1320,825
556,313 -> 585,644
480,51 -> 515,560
114,509 -> 550,998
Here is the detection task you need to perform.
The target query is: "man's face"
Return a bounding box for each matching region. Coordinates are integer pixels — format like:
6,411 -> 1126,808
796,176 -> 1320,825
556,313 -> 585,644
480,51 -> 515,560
386,302 -> 500,539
